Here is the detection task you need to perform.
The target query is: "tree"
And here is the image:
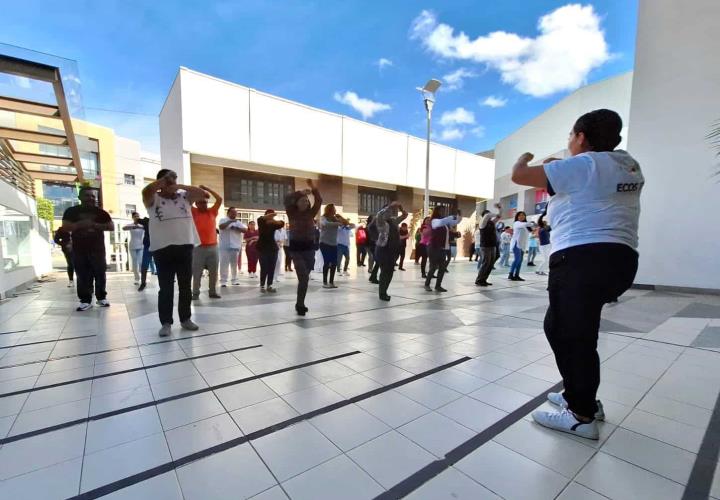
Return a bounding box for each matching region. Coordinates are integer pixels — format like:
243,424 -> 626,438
36,198 -> 54,222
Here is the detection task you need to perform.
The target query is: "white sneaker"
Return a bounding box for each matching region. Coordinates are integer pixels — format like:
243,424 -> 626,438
547,392 -> 605,421
97,299 -> 110,307
532,408 -> 599,440
267,286 -> 277,294
67,281 -> 74,288
231,279 -> 240,286
76,302 -> 92,312
159,324 -> 171,337
260,286 -> 266,293
322,283 -> 332,289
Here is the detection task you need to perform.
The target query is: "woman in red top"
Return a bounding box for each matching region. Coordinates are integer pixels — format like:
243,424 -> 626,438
355,224 -> 368,267
244,221 -> 259,278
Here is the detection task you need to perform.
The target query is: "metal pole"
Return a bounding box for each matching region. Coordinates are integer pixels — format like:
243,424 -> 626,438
423,99 -> 432,216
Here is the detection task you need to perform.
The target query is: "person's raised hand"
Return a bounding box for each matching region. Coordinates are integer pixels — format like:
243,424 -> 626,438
518,152 -> 534,164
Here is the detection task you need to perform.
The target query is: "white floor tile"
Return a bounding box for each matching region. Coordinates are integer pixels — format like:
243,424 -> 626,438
165,413 -> 242,459
621,409 -> 705,453
253,421 -> 341,482
556,482 -> 610,500
395,378 -> 463,409
576,452 -> 685,500
282,384 -> 343,414
89,386 -> 154,416
0,457 -> 82,499
230,397 -> 299,435
156,392 -> 225,430
310,403 -> 390,451
282,454 -> 383,500
357,391 -> 430,428
437,396 -> 507,432
176,444 -> 277,499
86,406 -> 163,454
10,398 -> 89,436
347,431 -> 436,489
325,373 -> 382,399
249,485 -> 289,500
103,471 -> 184,500
80,433 -> 171,492
262,370 -> 320,396
398,411 -> 474,457
405,467 -> 502,500
213,379 -> 277,412
456,441 -> 569,500
468,382 -> 533,412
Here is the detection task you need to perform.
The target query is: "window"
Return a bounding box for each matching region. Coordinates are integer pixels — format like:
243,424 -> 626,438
125,204 -> 136,217
500,194 -> 518,219
429,196 -> 455,215
359,187 -> 393,216
42,182 -> 78,217
0,205 -> 33,271
224,169 -> 294,210
124,174 -> 135,185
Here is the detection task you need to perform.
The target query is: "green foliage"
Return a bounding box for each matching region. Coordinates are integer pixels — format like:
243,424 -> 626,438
36,197 -> 54,222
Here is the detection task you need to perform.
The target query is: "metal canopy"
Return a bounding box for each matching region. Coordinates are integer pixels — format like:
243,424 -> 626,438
0,54 -> 84,183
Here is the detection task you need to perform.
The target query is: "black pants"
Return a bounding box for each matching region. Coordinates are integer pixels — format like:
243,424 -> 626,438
73,250 -> 106,303
154,244 -> 193,326
425,247 -> 447,289
357,244 -> 367,266
369,246 -> 380,282
377,246 -> 396,297
545,243 -> 638,418
475,247 -> 496,284
259,250 -> 278,287
397,244 -> 406,269
62,248 -> 74,281
367,244 -> 376,271
290,249 -> 315,308
418,244 -> 428,276
283,246 -> 293,271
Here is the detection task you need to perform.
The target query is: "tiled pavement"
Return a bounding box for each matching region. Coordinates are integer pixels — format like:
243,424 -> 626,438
0,259 -> 718,500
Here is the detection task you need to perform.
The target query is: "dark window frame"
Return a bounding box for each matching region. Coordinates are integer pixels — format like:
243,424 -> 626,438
223,169 -> 295,211
358,186 -> 394,216
124,174 -> 136,185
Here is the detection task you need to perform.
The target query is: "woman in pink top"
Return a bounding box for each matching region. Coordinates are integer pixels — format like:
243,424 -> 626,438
419,217 -> 432,279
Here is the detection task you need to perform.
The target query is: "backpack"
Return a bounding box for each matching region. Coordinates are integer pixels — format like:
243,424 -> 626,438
356,228 -> 367,245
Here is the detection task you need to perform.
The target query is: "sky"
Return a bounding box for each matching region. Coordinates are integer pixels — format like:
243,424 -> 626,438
1,0 -> 638,155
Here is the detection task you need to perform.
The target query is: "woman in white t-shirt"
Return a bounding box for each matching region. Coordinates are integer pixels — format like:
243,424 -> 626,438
510,108 -> 643,441
508,212 -> 534,281
122,211 -> 145,285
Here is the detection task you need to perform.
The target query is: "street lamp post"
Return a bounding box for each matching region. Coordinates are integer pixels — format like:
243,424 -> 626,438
418,79 -> 441,216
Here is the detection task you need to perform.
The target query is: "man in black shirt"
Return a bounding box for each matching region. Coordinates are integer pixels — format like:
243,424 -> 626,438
61,187 -> 114,311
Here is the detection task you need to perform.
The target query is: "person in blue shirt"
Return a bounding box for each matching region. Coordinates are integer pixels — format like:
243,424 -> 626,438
511,109 -> 643,440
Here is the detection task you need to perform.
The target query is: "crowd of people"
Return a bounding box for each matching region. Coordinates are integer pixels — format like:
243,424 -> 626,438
54,109 -> 643,443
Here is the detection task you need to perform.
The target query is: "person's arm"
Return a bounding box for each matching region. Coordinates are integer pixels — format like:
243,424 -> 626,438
307,180 -> 322,216
122,223 -> 140,230
218,218 -> 233,230
95,211 -> 115,231
511,153 -> 548,188
479,212 -> 492,229
392,207 -> 408,224
176,184 -> 210,204
200,185 -> 223,211
431,213 -> 461,229
142,177 -> 168,208
231,221 -> 248,233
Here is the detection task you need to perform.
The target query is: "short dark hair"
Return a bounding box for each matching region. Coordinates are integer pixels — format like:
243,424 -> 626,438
573,109 -> 622,152
78,186 -> 96,196
227,206 -> 236,212
156,168 -> 172,180
131,212 -> 139,217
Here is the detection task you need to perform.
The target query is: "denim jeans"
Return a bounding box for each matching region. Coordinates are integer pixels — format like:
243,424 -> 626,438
337,244 -> 350,272
509,245 -> 524,278
499,243 -> 511,266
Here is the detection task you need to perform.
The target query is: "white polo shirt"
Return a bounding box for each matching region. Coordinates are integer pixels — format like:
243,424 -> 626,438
544,150 -> 644,254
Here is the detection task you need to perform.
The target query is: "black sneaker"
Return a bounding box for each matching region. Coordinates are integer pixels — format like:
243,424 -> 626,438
435,286 -> 447,292
528,263 -> 535,267
379,294 -> 391,302
137,282 -> 146,292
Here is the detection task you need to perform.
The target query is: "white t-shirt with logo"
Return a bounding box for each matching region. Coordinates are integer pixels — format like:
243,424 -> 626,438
148,191 -> 199,252
544,150 -> 644,255
511,221 -> 533,251
218,217 -> 247,249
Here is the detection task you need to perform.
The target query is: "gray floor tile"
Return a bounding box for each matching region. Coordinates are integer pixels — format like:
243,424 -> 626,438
86,406 -> 163,454
102,471 -> 184,500
176,444 -> 277,499
0,457 -> 82,500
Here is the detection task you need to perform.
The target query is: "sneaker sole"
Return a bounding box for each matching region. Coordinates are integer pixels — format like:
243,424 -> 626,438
532,414 -> 599,440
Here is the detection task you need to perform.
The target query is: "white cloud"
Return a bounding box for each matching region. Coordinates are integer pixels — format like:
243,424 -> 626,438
471,126 -> 486,138
439,107 -> 476,126
411,4 -> 610,97
481,95 -> 508,108
376,58 -> 394,70
439,128 -> 465,141
333,91 -> 391,120
442,67 -> 477,91
12,76 -> 31,88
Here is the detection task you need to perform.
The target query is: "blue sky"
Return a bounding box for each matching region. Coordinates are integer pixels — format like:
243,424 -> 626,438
1,0 -> 638,154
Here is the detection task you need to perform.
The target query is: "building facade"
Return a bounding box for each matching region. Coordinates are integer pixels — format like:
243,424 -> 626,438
159,68 -> 495,258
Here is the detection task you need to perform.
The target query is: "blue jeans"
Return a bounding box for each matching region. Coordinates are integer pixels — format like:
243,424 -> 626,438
499,244 -> 511,266
337,244 -> 350,272
509,245 -> 524,278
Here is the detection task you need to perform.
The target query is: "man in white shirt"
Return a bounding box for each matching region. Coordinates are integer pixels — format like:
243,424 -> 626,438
122,212 -> 145,285
142,169 -> 209,337
218,207 -> 247,286
511,109 -> 643,440
424,206 -> 461,292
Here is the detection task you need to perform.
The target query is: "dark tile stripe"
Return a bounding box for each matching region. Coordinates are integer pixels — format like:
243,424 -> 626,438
68,356 -> 471,500
0,330 -> 28,336
373,380 -> 564,500
0,334 -> 97,350
0,350 -> 362,446
681,389 -> 720,500
0,344 -> 263,399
